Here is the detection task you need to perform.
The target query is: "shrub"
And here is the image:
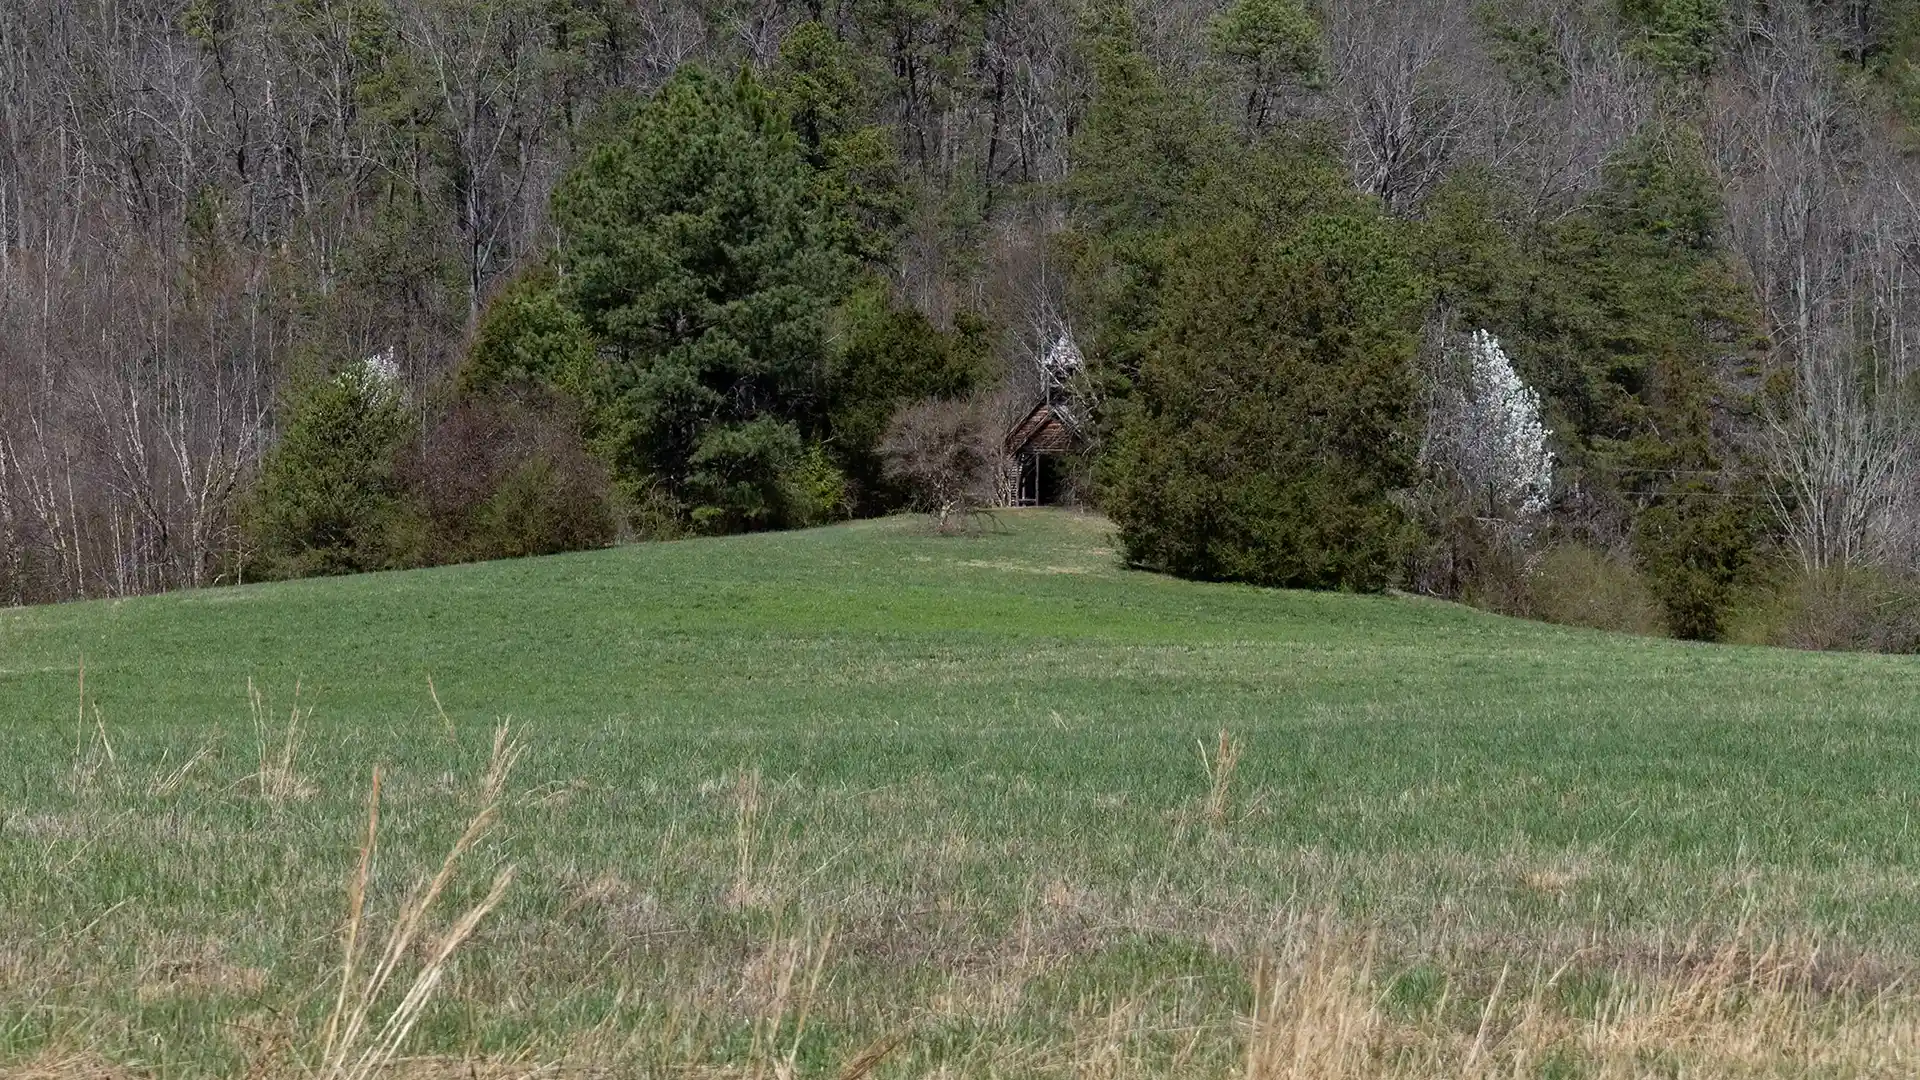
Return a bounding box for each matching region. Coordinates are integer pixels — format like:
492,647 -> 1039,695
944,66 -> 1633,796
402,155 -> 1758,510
880,397 -> 999,531
1527,543 -> 1666,636
396,388 -> 614,564
1632,486 -> 1765,641
462,265 -> 599,396
1727,566 -> 1920,654
1404,494 -> 1538,615
244,360 -> 413,578
685,418 -> 806,534
781,443 -> 854,528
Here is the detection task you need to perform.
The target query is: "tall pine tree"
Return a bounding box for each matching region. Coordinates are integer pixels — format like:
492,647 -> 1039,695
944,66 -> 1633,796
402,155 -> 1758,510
553,67 -> 854,531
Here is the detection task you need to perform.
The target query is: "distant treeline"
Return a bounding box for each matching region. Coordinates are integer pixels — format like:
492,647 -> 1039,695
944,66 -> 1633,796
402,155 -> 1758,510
0,0 -> 1915,650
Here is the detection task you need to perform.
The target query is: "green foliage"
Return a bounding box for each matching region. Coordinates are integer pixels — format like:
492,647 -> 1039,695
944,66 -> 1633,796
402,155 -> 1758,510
1065,8 -> 1237,405
685,415 -> 806,534
1211,0 -> 1318,75
1075,18 -> 1428,592
463,266 -> 600,396
1621,0 -> 1726,79
1210,0 -> 1320,128
1479,9 -> 1569,93
1631,485 -> 1764,640
1863,0 -> 1920,129
1101,204 -> 1430,592
245,365 -> 413,578
1421,128 -> 1758,497
1068,8 -> 1230,246
772,21 -> 907,261
827,283 -> 991,508
553,66 -> 855,531
781,442 -> 855,527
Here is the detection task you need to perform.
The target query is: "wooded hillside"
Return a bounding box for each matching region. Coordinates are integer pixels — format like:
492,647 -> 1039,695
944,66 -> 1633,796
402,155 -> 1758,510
1,0 -> 1915,646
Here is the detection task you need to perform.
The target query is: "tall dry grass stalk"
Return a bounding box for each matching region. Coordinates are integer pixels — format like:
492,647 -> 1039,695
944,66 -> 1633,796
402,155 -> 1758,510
1245,924 -> 1379,1080
66,656 -> 124,792
745,929 -> 834,1080
249,677 -> 315,801
426,673 -> 456,743
1199,729 -> 1243,827
314,723 -> 523,1080
146,741 -> 213,798
728,767 -> 765,909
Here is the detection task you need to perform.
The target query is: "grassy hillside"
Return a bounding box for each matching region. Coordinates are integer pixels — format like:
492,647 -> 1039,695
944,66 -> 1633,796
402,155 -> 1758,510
5,510 -> 1920,1077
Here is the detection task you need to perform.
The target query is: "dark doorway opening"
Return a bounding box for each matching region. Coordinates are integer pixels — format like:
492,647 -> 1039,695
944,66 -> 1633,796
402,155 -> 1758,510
1017,452 -> 1067,506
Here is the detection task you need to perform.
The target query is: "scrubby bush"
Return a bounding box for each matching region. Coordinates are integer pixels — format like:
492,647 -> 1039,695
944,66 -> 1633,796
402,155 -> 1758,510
1403,498 -> 1536,614
396,388 -> 614,564
880,397 -> 999,531
781,443 -> 854,527
1526,543 -> 1666,636
1728,567 -> 1920,653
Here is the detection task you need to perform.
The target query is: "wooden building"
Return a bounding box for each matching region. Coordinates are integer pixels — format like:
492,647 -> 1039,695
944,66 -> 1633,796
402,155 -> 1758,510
1005,399 -> 1081,506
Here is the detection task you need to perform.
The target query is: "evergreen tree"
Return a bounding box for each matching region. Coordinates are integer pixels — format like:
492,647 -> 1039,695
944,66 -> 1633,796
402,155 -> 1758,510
826,283 -> 991,509
552,66 -> 854,531
1210,0 -> 1320,131
245,361 -> 413,578
771,21 -> 907,262
1101,203 -> 1431,591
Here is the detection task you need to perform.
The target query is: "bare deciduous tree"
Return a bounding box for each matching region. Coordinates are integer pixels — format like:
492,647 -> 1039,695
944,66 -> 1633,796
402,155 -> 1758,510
880,398 -> 1000,532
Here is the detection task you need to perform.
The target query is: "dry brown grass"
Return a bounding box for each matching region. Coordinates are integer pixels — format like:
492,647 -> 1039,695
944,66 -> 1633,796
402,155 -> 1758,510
16,907 -> 1920,1079
1198,729 -> 1244,829
1235,921 -> 1920,1080
731,768 -> 763,907
314,724 -> 522,1080
247,678 -> 315,802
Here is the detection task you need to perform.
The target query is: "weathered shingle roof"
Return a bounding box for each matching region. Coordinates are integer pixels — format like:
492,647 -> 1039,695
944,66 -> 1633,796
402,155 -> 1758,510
1006,400 -> 1081,455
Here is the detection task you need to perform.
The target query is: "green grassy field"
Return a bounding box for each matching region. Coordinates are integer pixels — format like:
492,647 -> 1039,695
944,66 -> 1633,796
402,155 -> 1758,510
5,510 -> 1920,1078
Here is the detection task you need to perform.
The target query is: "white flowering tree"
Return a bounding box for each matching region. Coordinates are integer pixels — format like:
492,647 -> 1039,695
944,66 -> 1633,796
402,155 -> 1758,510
348,346 -> 406,406
1425,329 -> 1553,521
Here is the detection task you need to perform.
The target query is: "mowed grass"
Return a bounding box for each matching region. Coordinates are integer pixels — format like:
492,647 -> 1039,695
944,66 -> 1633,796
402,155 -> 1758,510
4,509 -> 1920,1077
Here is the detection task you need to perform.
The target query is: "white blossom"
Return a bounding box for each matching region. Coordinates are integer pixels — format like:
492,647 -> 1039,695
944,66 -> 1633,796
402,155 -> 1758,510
1040,332 -> 1083,386
362,345 -> 401,387
342,345 -> 406,406
1429,330 -> 1554,518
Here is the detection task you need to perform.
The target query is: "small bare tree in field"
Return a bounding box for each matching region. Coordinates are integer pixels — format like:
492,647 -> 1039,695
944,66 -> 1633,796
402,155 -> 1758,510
880,398 -> 999,533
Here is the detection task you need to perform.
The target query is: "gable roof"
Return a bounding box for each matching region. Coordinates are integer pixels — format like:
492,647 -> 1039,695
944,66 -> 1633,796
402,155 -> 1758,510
1006,399 -> 1082,455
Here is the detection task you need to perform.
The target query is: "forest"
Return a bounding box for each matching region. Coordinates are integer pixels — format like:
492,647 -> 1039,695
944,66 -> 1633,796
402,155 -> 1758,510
1,0 -> 1916,649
